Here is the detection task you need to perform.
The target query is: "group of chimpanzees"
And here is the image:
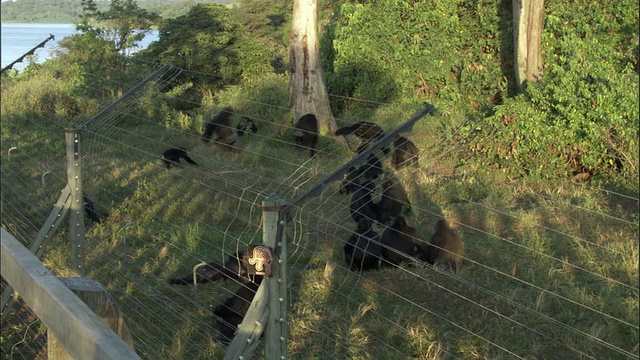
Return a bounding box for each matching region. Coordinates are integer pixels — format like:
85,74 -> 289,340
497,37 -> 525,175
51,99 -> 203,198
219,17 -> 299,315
161,107 -> 258,169
334,121 -> 464,273
292,114 -> 420,171
162,112 -> 462,344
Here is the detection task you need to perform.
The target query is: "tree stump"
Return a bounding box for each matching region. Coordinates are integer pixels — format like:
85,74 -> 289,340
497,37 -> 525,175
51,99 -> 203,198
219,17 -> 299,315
48,277 -> 134,359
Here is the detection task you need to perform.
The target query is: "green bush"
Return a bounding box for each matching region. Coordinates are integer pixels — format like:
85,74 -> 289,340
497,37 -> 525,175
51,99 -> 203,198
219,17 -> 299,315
1,66 -> 101,124
324,0 -> 511,113
465,0 -> 639,184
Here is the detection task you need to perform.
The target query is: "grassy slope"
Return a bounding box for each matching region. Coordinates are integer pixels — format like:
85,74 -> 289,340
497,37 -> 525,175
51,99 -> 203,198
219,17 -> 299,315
1,85 -> 637,358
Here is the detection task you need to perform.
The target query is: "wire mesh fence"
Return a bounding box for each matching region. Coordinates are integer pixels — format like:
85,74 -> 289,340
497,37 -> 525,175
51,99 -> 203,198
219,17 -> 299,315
1,58 -> 638,360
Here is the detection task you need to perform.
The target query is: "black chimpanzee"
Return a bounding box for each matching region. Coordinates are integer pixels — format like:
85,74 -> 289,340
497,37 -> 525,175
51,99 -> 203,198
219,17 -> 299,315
83,195 -> 107,223
203,107 -> 239,152
344,218 -> 382,272
374,179 -> 411,224
167,252 -> 248,285
380,216 -> 428,267
391,136 -> 419,169
294,114 -> 319,158
426,220 -> 464,272
339,155 -> 383,196
213,276 -> 263,343
161,148 -> 198,169
358,154 -> 383,181
335,121 -> 389,154
349,179 -> 378,223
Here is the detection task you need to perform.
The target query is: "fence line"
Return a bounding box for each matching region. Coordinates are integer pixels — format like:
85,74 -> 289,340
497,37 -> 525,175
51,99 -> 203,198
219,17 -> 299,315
2,57 -> 637,359
1,228 -> 140,360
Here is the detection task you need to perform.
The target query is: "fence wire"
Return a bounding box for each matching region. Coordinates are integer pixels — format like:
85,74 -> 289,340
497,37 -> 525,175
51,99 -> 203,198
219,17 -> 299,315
1,58 -> 638,360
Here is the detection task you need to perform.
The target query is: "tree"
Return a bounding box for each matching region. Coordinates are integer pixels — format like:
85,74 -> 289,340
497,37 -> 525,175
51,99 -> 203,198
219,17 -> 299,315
513,0 -> 545,90
138,4 -> 242,89
78,0 -> 159,55
50,0 -> 159,98
288,0 -> 343,142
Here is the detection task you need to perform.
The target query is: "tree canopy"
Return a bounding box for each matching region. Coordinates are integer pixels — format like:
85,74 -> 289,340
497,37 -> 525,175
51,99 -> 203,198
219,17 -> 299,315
137,4 -> 242,88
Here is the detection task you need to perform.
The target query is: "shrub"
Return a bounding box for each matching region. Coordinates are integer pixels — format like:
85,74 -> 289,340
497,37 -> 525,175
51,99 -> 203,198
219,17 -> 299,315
464,0 -> 639,184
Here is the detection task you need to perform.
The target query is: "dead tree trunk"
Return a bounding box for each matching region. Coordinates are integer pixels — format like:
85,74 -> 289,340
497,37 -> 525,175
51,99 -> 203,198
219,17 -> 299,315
513,0 -> 545,90
289,0 -> 344,144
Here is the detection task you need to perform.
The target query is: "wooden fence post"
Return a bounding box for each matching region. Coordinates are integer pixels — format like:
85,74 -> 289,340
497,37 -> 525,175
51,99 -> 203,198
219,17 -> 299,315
65,129 -> 86,276
1,228 -> 140,360
48,277 -> 135,359
223,194 -> 288,360
266,196 -> 288,358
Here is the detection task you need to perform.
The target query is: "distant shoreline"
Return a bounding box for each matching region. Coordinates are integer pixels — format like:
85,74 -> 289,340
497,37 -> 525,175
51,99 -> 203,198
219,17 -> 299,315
1,22 -> 159,31
1,21 -> 75,23
2,22 -> 74,24
2,23 -> 159,71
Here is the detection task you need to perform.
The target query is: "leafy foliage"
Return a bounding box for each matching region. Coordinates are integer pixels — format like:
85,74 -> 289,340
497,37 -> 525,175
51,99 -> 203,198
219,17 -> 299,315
323,0 -> 512,112
137,4 -> 242,89
77,0 -> 160,53
22,0 -> 161,99
230,0 -> 292,75
464,0 -> 639,181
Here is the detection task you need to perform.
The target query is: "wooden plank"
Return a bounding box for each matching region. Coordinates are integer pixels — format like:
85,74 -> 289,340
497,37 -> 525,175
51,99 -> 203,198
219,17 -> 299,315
31,185 -> 71,258
48,277 -> 135,359
1,228 -> 141,360
223,281 -> 270,360
1,185 -> 71,323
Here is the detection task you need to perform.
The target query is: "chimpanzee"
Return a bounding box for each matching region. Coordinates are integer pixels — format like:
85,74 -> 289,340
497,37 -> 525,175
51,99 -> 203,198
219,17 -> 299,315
167,252 -> 247,285
339,166 -> 360,195
339,155 -> 383,195
344,218 -> 382,272
203,107 -> 239,151
294,114 -> 319,158
426,219 -> 464,272
349,179 -> 378,223
335,121 -> 389,154
380,216 -> 428,267
83,195 -> 107,223
358,154 -> 384,181
161,148 -> 199,169
374,179 -> 411,224
391,136 -> 419,169
213,276 -> 263,343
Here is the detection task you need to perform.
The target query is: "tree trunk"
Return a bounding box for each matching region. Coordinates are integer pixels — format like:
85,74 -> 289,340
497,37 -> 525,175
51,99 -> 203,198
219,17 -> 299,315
513,0 -> 545,90
289,0 -> 344,144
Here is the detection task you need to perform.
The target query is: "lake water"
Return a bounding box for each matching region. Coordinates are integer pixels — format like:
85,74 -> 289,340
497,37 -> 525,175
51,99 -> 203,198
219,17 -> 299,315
1,23 -> 159,72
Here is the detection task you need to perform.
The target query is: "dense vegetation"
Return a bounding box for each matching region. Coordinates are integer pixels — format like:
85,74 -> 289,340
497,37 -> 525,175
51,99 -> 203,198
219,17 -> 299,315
1,0 -> 637,359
